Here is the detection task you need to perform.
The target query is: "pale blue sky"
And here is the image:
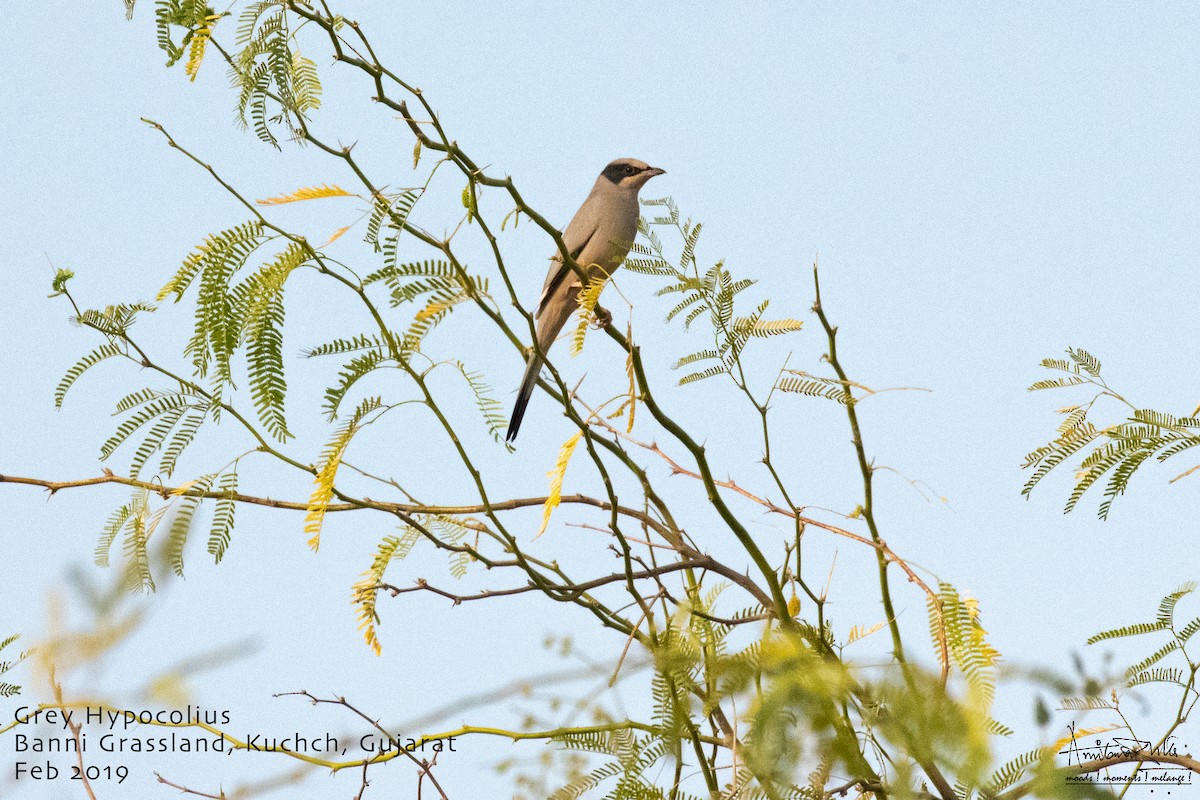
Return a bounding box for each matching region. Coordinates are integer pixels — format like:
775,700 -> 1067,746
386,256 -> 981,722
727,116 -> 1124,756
3,3 -> 1200,798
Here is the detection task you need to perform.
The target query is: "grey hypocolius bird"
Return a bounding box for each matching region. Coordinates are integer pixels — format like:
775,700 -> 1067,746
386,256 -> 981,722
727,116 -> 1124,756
506,158 -> 666,441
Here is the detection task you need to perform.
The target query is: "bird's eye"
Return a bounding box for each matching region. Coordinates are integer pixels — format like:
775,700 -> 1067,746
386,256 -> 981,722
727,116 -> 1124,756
624,165 -> 637,175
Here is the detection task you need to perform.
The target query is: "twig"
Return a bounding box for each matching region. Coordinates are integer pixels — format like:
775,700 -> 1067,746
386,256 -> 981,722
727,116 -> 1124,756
274,692 -> 450,800
49,670 -> 97,800
155,772 -> 227,799
373,557 -> 762,607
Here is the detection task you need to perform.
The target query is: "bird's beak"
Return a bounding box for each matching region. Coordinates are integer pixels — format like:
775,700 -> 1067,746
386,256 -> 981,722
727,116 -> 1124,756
645,167 -> 666,177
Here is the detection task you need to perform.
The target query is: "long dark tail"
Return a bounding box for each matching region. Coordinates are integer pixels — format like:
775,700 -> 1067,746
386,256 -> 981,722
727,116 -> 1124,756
507,352 -> 542,442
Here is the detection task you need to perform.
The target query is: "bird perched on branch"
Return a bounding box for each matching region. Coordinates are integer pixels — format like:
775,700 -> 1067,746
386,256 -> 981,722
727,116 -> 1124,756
506,158 -> 665,442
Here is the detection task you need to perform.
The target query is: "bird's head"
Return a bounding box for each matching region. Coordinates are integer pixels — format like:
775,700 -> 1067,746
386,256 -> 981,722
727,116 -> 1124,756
600,158 -> 665,192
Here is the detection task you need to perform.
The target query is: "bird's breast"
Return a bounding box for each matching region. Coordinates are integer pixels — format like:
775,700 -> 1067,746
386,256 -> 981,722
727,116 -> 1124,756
579,214 -> 638,275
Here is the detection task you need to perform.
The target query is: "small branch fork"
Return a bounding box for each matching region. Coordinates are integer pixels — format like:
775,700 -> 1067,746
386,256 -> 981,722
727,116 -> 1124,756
276,691 -> 450,800
154,772 -> 226,800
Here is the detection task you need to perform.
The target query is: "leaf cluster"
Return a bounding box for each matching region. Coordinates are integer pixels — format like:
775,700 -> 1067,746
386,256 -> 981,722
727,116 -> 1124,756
1024,348 -> 1200,519
630,197 -> 802,388
0,634 -> 29,699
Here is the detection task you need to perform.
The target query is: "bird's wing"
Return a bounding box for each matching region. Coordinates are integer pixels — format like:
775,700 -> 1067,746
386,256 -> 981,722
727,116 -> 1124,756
536,210 -> 598,319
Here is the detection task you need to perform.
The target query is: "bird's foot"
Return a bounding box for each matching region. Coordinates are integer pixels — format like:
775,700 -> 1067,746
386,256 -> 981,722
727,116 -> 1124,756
591,305 -> 613,329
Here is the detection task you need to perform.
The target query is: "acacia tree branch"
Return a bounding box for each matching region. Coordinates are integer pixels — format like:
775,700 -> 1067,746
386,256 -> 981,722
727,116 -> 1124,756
811,264 -> 909,668
2,465 -> 771,623
374,557 -> 743,606
811,264 -> 956,800
0,472 -> 677,540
